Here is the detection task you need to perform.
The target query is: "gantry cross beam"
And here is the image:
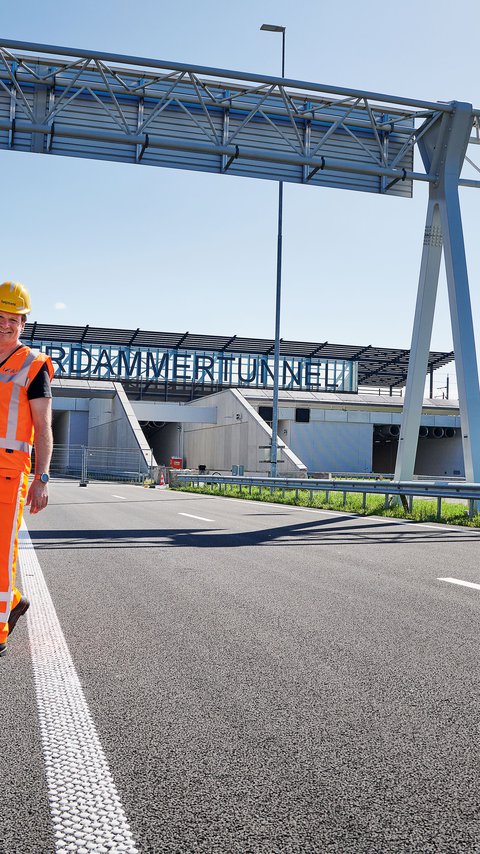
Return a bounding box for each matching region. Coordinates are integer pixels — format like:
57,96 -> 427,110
1,38 -> 480,480
0,38 -> 461,196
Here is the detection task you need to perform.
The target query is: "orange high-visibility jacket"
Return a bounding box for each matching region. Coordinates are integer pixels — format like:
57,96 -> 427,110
0,346 -> 54,474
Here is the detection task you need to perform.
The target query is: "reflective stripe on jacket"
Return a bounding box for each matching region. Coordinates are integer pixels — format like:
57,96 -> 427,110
0,346 -> 54,472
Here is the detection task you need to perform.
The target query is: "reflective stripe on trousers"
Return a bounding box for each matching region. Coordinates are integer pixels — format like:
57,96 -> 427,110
0,469 -> 28,642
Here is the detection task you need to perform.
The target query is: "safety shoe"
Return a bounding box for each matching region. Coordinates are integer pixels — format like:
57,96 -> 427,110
0,642 -> 6,657
8,597 -> 30,636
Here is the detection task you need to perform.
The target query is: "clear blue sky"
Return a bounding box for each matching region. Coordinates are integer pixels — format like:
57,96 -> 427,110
2,0 -> 480,397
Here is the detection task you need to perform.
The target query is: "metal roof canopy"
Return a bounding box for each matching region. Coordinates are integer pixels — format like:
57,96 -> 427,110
1,38 -> 480,481
21,322 -> 453,390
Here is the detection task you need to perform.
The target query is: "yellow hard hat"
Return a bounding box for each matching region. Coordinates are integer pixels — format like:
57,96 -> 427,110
0,281 -> 31,314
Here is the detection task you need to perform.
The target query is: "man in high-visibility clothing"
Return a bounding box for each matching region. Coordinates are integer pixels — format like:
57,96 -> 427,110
0,281 -> 53,657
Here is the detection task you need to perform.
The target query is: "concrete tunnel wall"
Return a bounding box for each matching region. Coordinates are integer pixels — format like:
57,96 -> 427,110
50,381 -> 465,478
182,388 -> 307,476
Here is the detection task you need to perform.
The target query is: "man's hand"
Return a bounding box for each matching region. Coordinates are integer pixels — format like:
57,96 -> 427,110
26,480 -> 49,514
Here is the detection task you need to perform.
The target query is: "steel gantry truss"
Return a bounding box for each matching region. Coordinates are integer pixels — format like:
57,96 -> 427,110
0,38 -> 480,479
0,38 -> 440,194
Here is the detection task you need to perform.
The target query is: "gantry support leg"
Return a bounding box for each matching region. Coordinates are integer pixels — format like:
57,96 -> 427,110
394,198 -> 442,481
439,128 -> 480,481
395,102 -> 480,484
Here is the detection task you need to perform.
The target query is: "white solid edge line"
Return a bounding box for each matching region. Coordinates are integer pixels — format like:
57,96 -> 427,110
18,521 -> 140,854
179,512 -> 215,522
438,577 -> 480,591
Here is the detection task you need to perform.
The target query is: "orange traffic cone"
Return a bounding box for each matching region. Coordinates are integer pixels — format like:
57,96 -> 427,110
160,471 -> 165,486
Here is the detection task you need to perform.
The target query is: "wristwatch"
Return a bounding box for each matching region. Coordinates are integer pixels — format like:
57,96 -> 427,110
34,473 -> 50,483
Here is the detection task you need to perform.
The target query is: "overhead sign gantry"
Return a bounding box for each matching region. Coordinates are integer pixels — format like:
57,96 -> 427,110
0,38 -> 479,479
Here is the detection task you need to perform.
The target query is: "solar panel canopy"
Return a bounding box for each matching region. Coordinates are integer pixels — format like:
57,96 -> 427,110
22,322 -> 453,390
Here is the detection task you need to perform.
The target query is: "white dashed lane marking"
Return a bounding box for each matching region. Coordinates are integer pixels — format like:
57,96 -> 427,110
112,494 -> 127,500
18,522 -> 139,854
438,577 -> 480,591
179,512 -> 215,522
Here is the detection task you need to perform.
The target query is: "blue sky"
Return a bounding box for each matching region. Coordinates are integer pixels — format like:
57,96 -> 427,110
2,0 -> 480,397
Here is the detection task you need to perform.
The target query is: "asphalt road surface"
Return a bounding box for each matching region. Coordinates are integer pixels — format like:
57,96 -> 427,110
2,481 -> 480,854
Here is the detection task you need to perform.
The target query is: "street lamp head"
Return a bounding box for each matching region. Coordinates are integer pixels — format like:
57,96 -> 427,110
260,23 -> 286,80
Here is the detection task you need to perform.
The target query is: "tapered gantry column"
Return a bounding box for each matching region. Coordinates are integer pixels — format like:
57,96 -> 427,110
395,103 -> 480,482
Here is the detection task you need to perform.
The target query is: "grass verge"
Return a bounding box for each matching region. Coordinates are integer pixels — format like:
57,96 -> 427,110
172,483 -> 480,528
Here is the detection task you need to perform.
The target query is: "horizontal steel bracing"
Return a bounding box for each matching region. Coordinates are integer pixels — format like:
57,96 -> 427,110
0,37 -> 464,196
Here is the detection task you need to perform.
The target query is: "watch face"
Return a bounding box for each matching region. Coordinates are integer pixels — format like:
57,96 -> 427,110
39,473 -> 49,483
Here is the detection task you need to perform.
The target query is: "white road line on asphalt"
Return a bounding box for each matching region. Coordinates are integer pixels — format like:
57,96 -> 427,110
190,492 -> 480,534
112,494 -> 127,500
179,512 -> 215,522
129,485 -> 478,535
18,522 -> 139,854
438,577 -> 480,591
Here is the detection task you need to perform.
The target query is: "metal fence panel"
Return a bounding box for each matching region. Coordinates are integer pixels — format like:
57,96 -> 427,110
48,444 -> 84,480
84,447 -> 148,483
47,445 -> 151,483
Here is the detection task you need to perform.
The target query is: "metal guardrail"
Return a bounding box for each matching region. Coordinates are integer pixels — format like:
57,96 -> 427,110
311,471 -> 467,482
173,474 -> 480,519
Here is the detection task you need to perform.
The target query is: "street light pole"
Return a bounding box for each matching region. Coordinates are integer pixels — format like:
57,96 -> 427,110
260,23 -> 286,478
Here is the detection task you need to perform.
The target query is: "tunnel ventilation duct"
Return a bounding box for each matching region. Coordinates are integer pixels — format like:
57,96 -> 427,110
444,427 -> 456,438
140,421 -> 165,428
431,426 -> 445,438
381,424 -> 400,437
418,426 -> 429,438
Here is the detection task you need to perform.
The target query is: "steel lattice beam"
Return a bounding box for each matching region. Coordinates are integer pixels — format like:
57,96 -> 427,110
0,37 -> 464,197
1,39 -> 479,190
1,38 -> 479,187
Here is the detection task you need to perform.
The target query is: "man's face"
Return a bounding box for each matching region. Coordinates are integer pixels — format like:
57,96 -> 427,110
0,310 -> 25,348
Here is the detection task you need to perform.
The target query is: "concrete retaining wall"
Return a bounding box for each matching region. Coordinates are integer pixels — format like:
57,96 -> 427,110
183,389 -> 306,476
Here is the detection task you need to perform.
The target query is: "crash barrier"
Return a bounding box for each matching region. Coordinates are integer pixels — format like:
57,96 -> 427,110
173,473 -> 480,520
47,444 -> 165,485
310,471 -> 465,482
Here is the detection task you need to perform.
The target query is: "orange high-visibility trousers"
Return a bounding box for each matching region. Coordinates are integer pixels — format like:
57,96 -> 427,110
0,469 -> 28,643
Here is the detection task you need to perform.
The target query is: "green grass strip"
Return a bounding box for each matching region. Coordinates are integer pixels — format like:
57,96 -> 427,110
171,483 -> 480,528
